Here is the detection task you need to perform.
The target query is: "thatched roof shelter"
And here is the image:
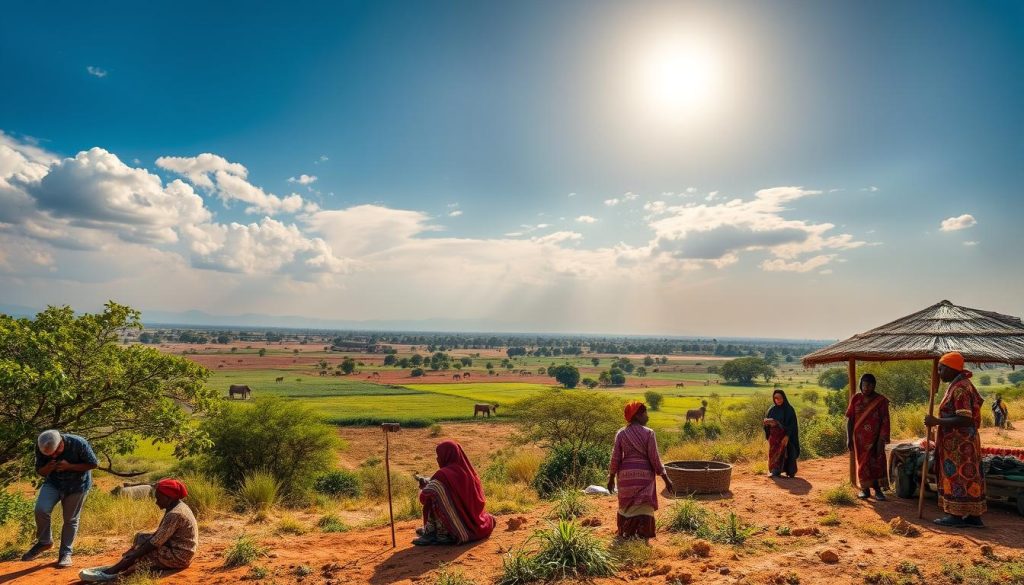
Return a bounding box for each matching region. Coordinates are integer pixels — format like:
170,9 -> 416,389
802,300 -> 1024,367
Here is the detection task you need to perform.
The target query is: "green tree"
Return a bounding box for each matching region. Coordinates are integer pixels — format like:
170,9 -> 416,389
509,390 -> 622,451
0,303 -> 217,486
817,368 -> 849,391
591,357 -> 600,367
318,359 -> 329,372
340,358 -> 356,375
383,354 -> 397,366
201,397 -> 338,499
411,367 -> 425,377
410,354 -> 424,366
858,361 -> 931,405
824,389 -> 849,415
644,391 -> 664,411
460,357 -> 473,367
216,334 -> 231,344
258,348 -> 267,357
598,371 -> 611,386
720,357 -> 774,385
978,374 -> 992,386
636,366 -> 647,377
548,365 -> 581,389
643,356 -> 655,367
1007,371 -> 1024,385
608,368 -> 626,386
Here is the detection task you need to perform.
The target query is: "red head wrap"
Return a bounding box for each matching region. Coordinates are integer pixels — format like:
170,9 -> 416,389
155,478 -> 188,500
624,400 -> 645,423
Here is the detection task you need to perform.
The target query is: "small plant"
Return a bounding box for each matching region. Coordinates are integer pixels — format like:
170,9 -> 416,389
551,489 -> 591,521
895,561 -> 919,575
664,498 -> 711,534
497,548 -> 544,585
706,512 -> 757,545
295,565 -> 313,577
247,565 -> 270,579
275,515 -> 307,535
820,483 -> 857,506
530,520 -> 616,580
223,534 -> 267,567
609,538 -> 658,568
435,563 -> 477,585
819,511 -> 841,526
858,521 -> 891,538
314,470 -> 362,498
776,525 -> 791,536
428,423 -> 443,438
237,470 -> 280,512
317,513 -> 349,533
118,567 -> 158,585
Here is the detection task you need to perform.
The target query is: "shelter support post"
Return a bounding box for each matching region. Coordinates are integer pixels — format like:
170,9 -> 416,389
918,358 -> 939,519
848,359 -> 856,485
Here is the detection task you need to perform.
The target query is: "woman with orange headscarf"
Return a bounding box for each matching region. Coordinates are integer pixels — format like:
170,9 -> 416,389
924,352 -> 987,527
607,400 -> 674,540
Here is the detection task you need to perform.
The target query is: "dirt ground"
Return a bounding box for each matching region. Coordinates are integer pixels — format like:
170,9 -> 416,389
4,422 -> 1023,585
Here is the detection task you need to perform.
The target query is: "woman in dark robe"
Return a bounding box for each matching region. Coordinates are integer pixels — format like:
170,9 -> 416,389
846,373 -> 890,500
413,440 -> 496,545
763,389 -> 800,478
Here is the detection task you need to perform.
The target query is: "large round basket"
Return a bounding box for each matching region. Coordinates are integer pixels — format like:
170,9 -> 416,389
664,460 -> 733,495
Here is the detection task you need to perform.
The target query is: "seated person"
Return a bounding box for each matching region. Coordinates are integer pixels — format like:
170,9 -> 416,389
80,479 -> 197,582
413,440 -> 495,545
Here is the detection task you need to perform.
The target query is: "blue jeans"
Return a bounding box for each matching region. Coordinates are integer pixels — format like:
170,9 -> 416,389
34,483 -> 89,556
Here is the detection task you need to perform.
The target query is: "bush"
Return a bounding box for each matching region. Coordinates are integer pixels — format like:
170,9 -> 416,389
237,470 -> 280,512
314,470 -> 362,498
534,442 -> 610,497
681,421 -> 721,441
202,397 -> 339,500
0,490 -> 34,557
181,473 -> 230,519
530,520 -> 616,580
317,513 -> 349,532
802,388 -> 820,404
821,483 -> 857,506
505,451 -> 542,485
644,391 -> 664,411
551,489 -> 592,520
723,393 -> 776,440
223,534 -> 266,567
978,374 -> 992,386
802,414 -> 847,458
275,515 -> 308,535
358,463 -> 419,500
817,368 -> 849,391
411,368 -> 425,377
510,389 -> 622,451
428,423 -> 443,437
824,389 -> 848,415
664,498 -> 712,534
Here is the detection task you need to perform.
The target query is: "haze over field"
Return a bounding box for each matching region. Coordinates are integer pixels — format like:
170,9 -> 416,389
2,1 -> 1023,338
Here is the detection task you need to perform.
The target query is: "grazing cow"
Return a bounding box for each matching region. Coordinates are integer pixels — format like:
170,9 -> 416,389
462,372 -> 471,379
676,382 -> 685,388
112,483 -> 154,499
685,400 -> 708,424
473,404 -> 498,417
275,376 -> 284,383
318,370 -> 327,376
453,374 -> 462,381
372,372 -> 380,379
228,384 -> 252,400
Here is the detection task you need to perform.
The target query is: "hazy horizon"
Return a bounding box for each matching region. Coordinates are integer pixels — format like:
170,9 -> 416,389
2,1 -> 1023,339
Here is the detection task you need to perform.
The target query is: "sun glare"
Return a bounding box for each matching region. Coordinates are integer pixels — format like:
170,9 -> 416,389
637,36 -> 723,122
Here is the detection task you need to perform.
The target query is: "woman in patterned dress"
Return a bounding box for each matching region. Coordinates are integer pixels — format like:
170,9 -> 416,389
607,401 -> 674,540
763,389 -> 800,478
924,352 -> 986,528
846,373 -> 890,500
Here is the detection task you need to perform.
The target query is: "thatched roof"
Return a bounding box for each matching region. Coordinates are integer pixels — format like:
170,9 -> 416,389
802,300 -> 1024,367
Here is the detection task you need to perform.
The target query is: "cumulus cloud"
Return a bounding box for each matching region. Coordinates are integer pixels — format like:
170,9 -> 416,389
604,198 -> 620,206
623,192 -> 638,201
940,214 -> 977,232
963,241 -> 978,247
158,153 -> 308,215
86,66 -> 107,78
761,254 -> 836,273
156,153 -> 246,189
288,174 -> 317,185
576,215 -> 597,224
449,210 -> 463,217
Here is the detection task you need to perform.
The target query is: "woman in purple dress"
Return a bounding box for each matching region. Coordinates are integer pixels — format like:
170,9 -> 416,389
607,400 -> 674,540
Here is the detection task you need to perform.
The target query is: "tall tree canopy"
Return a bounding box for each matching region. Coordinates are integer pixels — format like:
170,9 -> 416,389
0,302 -> 217,487
720,356 -> 775,385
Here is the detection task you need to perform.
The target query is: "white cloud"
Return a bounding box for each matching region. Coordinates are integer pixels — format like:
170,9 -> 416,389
315,155 -> 329,164
861,186 -> 879,192
643,201 -> 667,215
288,174 -> 317,185
623,191 -> 638,201
963,241 -> 978,247
761,254 -> 836,273
604,198 -> 620,206
686,187 -> 698,194
567,192 -> 576,198
448,210 -> 463,217
156,153 -> 247,189
940,214 -> 977,232
86,66 -> 107,78
576,215 -> 597,224
157,154 -> 309,215
705,191 -> 720,201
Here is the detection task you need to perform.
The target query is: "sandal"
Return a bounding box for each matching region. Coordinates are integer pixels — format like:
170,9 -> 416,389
933,515 -> 968,527
858,490 -> 871,500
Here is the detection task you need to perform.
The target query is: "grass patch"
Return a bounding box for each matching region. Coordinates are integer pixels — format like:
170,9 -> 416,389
118,567 -> 159,585
663,498 -> 712,534
317,513 -> 350,533
223,534 -> 267,567
237,470 -> 280,512
435,563 -> 477,585
550,489 -> 591,521
77,490 -> 162,537
819,510 -> 842,526
181,473 -> 230,519
275,515 -> 308,535
496,520 -> 615,584
820,483 -> 857,506
609,538 -> 659,569
505,452 -> 542,485
484,481 -> 538,515
857,521 -> 892,538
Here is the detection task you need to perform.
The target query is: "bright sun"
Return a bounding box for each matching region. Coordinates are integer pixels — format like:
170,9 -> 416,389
638,36 -> 722,121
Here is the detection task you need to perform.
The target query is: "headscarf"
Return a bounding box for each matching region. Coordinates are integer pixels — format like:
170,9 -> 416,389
624,400 -> 645,423
765,390 -> 800,457
939,352 -> 965,372
430,441 -> 490,538
155,478 -> 188,500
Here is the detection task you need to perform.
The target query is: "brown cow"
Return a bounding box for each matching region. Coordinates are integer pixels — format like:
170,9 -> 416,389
685,400 -> 708,424
473,404 -> 498,417
275,376 -> 284,383
453,374 -> 462,381
675,382 -> 685,388
228,385 -> 252,400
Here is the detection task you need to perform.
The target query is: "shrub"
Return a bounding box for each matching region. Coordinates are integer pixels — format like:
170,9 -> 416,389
0,491 -> 34,559
530,520 -> 616,580
644,391 -> 664,411
821,483 -> 857,506
202,397 -> 339,500
428,423 -> 443,438
181,473 -> 230,519
723,393 -> 776,440
223,534 -> 266,567
358,463 -> 418,500
317,513 -> 349,533
237,470 -> 280,512
550,489 -> 591,520
978,374 -> 991,386
411,368 -> 425,377
664,498 -> 711,534
314,470 -> 361,498
803,414 -> 847,458
681,421 -> 721,441
505,451 -> 542,485
533,442 -> 610,497
275,515 -> 308,535
802,388 -> 820,404
510,389 -> 622,451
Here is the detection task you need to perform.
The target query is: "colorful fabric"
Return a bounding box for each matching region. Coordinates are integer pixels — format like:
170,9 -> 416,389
616,513 -> 656,539
155,479 -> 188,500
135,501 -> 198,570
764,391 -> 800,476
935,372 -> 987,516
610,423 -> 666,513
767,426 -> 791,474
939,352 -> 965,371
845,392 -> 891,488
624,400 -> 645,423
419,440 -> 495,544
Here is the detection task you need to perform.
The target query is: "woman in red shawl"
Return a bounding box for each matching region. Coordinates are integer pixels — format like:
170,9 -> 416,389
924,352 -> 987,528
845,373 -> 890,500
413,440 -> 495,545
607,400 -> 673,540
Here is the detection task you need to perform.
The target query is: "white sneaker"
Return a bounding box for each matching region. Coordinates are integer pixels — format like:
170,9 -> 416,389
79,567 -> 116,582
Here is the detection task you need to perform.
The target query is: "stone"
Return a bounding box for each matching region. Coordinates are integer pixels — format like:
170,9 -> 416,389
818,549 -> 840,564
719,567 -> 731,575
791,527 -> 821,537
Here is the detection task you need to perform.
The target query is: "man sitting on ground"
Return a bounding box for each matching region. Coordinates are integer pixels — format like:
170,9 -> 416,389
79,479 -> 197,582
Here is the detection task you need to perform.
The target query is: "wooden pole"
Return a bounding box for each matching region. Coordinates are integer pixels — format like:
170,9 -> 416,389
385,429 -> 396,547
848,359 -> 857,485
918,358 -> 939,519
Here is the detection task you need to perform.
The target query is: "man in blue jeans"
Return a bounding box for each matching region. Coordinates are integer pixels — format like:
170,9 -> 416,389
21,430 -> 98,568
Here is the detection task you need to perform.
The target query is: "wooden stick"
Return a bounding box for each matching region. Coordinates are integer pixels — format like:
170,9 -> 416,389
918,358 -> 939,519
848,359 -> 857,485
385,429 -> 396,547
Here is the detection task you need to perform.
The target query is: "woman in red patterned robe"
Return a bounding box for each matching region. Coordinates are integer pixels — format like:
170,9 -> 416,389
846,373 -> 890,500
607,401 -> 674,540
925,352 -> 986,528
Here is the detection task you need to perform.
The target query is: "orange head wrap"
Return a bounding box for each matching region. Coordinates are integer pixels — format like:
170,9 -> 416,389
939,352 -> 965,372
155,478 -> 188,500
624,400 -> 645,423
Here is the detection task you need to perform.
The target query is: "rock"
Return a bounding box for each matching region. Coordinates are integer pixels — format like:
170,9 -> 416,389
580,517 -> 602,527
665,572 -> 693,583
857,563 -> 867,569
818,549 -> 840,564
980,544 -> 995,557
864,548 -> 873,554
888,517 -> 920,537
506,517 -> 528,531
719,567 -> 731,575
689,540 -> 712,558
650,564 -> 671,576
791,527 -> 821,537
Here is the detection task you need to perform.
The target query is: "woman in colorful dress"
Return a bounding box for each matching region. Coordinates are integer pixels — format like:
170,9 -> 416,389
763,389 -> 800,478
413,440 -> 496,545
607,400 -> 674,540
924,352 -> 986,528
845,373 -> 891,500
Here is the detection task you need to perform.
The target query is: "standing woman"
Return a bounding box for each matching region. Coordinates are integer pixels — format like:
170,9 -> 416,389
845,373 -> 891,500
925,352 -> 986,527
763,389 -> 800,478
992,395 -> 1008,429
607,401 -> 674,540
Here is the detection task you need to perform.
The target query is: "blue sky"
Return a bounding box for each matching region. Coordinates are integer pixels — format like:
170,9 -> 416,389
1,1 -> 1023,337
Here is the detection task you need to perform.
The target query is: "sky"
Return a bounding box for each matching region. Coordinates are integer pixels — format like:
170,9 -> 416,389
1,0 -> 1023,338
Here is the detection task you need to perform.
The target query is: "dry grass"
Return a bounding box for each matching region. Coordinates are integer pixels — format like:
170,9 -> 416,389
820,483 -> 857,506
275,514 -> 308,535
484,481 -> 538,516
858,521 -> 892,538
505,451 -> 542,485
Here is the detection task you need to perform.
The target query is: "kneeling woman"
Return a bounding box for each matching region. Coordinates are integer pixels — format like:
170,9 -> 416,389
414,440 -> 495,546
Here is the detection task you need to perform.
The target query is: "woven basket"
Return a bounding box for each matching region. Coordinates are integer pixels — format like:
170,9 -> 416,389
664,460 -> 733,495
